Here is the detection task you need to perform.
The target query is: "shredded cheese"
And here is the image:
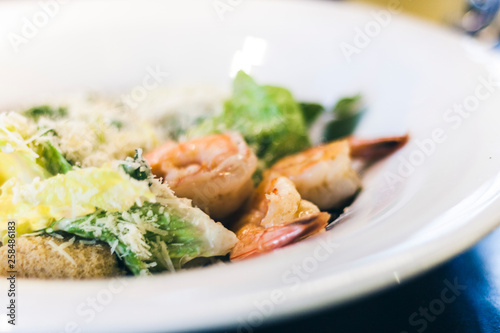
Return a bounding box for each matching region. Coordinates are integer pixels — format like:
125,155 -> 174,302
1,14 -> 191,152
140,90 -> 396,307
47,239 -> 76,265
109,239 -> 119,254
160,241 -> 175,272
19,230 -> 45,238
59,236 -> 76,250
78,239 -> 96,245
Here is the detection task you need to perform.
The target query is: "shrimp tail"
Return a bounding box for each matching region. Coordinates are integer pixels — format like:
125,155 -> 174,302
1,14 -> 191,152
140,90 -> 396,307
230,212 -> 330,261
349,134 -> 408,161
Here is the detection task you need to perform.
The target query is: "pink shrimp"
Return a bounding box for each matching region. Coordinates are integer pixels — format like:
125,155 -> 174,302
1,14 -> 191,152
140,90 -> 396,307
230,175 -> 330,261
145,132 -> 257,219
268,135 -> 408,210
349,135 -> 409,161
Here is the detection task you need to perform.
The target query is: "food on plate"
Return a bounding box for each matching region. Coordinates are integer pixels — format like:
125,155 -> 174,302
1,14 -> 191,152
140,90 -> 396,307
0,71 -> 406,278
348,136 -> 409,161
188,71 -> 310,170
145,132 -> 257,219
230,175 -> 330,260
51,166 -> 238,276
0,235 -> 124,278
268,140 -> 361,210
268,136 -> 409,210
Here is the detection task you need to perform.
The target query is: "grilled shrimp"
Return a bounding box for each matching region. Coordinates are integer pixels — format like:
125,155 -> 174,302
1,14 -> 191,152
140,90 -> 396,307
230,175 -> 330,260
145,132 -> 258,219
268,139 -> 360,210
269,135 -> 408,210
348,135 -> 409,161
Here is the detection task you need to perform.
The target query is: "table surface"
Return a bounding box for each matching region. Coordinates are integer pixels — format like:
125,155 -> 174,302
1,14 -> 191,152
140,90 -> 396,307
209,226 -> 500,333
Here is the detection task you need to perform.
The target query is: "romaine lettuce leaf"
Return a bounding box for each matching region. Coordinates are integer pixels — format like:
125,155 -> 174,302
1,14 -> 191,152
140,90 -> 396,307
34,141 -> 72,176
0,167 -> 154,240
52,181 -> 238,275
189,71 -> 310,167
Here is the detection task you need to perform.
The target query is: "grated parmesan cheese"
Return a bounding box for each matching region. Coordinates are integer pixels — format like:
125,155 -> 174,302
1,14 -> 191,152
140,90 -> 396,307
47,239 -> 76,265
78,239 -> 96,245
19,230 -> 45,238
160,241 -> 175,272
109,239 -> 119,254
59,236 -> 76,250
142,224 -> 168,237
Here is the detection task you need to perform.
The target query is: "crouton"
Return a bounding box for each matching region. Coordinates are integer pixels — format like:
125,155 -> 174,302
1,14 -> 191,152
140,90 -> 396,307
0,235 -> 125,279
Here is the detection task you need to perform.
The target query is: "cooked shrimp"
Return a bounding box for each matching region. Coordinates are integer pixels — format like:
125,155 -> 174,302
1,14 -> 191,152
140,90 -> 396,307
268,139 -> 360,210
349,135 -> 409,161
144,132 -> 257,219
268,135 -> 408,210
230,175 -> 330,260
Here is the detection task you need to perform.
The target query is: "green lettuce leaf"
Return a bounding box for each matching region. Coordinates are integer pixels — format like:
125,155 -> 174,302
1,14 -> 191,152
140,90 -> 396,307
189,71 -> 310,167
323,94 -> 364,142
52,202 -> 206,275
299,102 -> 324,127
22,105 -> 67,122
34,141 -> 72,176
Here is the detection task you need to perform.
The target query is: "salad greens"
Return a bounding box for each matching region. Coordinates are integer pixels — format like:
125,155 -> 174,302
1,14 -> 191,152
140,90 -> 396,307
53,201 -> 210,275
0,147 -> 237,275
323,95 -> 364,142
34,141 -> 73,176
23,105 -> 68,122
299,102 -> 324,127
0,75 -> 367,277
0,120 -> 51,186
0,166 -> 154,240
189,71 -> 364,168
51,151 -> 237,275
0,113 -> 237,275
332,94 -> 363,119
120,149 -> 151,182
0,149 -> 50,187
189,71 -> 311,167
0,112 -> 72,187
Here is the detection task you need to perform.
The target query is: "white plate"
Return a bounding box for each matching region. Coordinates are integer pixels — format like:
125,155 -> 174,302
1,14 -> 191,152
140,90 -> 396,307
2,1 -> 500,332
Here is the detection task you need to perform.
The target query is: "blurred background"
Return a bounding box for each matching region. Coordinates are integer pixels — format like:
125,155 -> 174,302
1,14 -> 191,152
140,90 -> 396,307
352,0 -> 500,46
